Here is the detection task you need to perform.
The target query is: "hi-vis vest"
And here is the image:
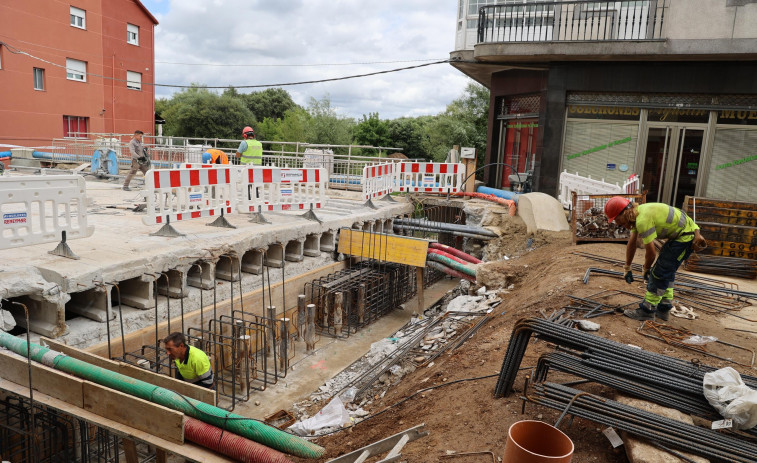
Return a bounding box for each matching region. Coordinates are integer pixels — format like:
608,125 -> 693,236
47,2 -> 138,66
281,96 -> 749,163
240,139 -> 263,165
175,346 -> 214,388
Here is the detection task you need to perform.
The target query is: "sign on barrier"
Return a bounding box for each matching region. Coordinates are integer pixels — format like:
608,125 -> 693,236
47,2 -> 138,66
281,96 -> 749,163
362,163 -> 395,200
396,163 -> 463,193
142,167 -> 236,226
0,175 -> 94,250
236,167 -> 327,213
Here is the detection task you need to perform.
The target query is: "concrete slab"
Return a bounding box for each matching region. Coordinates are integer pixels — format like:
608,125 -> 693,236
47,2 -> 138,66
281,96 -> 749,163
517,192 -> 571,235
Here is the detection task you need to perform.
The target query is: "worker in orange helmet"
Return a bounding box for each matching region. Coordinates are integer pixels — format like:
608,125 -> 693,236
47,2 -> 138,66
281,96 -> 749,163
235,126 -> 263,165
605,197 -> 707,322
202,149 -> 229,165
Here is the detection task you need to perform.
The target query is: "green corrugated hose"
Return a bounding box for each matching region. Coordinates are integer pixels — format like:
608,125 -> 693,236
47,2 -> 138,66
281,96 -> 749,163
0,331 -> 324,459
427,253 -> 477,278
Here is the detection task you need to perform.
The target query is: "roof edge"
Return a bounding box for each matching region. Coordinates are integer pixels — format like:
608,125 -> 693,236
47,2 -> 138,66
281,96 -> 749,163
133,0 -> 159,25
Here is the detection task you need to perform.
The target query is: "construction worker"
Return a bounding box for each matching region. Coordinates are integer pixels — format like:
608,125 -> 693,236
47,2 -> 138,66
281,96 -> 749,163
123,130 -> 150,191
235,126 -> 263,165
605,197 -> 707,321
202,148 -> 229,165
163,332 -> 214,389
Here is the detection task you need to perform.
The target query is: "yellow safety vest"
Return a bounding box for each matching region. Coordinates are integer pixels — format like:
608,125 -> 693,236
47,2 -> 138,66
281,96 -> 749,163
240,139 -> 263,165
174,346 -> 213,387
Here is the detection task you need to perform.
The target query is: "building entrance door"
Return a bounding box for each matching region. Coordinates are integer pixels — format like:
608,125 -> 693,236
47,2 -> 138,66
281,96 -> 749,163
642,125 -> 705,208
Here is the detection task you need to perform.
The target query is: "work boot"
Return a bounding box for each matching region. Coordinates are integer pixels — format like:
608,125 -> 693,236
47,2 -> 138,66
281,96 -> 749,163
624,303 -> 655,321
656,302 -> 673,322
123,186 -> 131,191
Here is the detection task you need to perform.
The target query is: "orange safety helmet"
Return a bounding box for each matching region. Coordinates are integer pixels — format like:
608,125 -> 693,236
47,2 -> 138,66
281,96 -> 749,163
605,196 -> 631,223
242,126 -> 254,139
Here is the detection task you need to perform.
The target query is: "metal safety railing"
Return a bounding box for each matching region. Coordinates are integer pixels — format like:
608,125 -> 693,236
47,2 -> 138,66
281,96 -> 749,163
478,0 -> 668,44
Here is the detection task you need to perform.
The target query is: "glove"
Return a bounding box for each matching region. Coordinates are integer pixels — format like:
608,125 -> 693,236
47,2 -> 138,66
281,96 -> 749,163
642,266 -> 651,282
623,265 -> 634,284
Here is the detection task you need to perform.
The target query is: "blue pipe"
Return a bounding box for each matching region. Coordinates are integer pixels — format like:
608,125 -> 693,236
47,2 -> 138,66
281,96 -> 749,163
477,185 -> 520,203
0,151 -> 11,158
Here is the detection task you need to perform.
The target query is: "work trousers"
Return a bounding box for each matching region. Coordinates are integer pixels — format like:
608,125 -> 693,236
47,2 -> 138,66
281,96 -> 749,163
123,159 -> 150,188
643,238 -> 694,308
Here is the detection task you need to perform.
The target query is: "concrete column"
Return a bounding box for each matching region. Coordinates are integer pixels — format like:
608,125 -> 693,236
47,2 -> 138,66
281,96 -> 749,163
284,239 -> 304,262
187,260 -> 215,290
304,234 -> 321,257
264,245 -> 284,268
119,275 -> 155,310
297,294 -> 306,341
216,254 -> 241,282
157,268 -> 187,298
241,248 -> 264,275
67,284 -> 114,322
320,231 -> 336,252
384,219 -> 394,234
8,295 -> 67,338
305,303 -> 316,352
333,292 -> 343,335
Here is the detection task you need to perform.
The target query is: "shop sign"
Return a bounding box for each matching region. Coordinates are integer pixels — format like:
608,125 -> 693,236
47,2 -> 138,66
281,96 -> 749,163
715,153 -> 757,171
567,136 -> 633,160
567,105 -> 640,120
717,110 -> 757,126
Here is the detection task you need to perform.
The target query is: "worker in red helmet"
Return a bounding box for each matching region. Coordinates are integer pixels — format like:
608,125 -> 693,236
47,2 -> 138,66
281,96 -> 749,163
236,126 -> 263,165
605,197 -> 707,321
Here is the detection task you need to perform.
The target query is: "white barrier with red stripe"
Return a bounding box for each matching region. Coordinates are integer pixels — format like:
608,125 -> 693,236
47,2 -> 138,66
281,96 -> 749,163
236,167 -> 327,213
396,162 -> 463,193
142,167 -> 236,225
362,163 -> 395,200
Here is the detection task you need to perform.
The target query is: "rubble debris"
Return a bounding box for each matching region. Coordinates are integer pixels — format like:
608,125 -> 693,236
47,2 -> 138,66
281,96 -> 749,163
575,206 -> 629,239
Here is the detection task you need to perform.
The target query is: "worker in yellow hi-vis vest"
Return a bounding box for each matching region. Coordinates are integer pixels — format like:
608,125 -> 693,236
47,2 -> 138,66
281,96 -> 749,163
164,332 -> 215,389
235,126 -> 263,165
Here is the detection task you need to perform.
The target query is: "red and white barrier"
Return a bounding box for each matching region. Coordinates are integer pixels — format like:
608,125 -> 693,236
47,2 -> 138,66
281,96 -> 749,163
236,167 -> 327,213
142,166 -> 236,225
396,163 -> 463,193
362,163 -> 395,200
0,174 -> 94,250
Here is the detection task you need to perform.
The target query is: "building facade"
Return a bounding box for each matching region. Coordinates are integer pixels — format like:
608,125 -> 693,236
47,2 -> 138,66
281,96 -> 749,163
0,0 -> 157,147
451,0 -> 757,207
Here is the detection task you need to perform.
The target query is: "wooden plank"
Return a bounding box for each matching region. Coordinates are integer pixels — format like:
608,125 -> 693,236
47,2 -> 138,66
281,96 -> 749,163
82,382 -> 185,445
42,337 -> 216,406
87,261 -> 345,359
0,350 -> 84,407
683,196 -> 757,212
337,228 -> 430,268
123,439 -> 139,463
0,377 -> 235,463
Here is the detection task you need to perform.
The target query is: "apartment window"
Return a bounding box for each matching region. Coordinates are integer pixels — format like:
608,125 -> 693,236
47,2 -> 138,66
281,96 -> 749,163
33,68 -> 45,90
126,71 -> 142,90
127,24 -> 139,45
70,6 -> 86,29
63,116 -> 89,138
66,58 -> 86,82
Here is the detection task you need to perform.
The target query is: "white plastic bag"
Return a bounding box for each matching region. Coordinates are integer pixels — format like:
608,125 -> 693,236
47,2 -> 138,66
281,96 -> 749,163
289,397 -> 351,436
703,367 -> 757,430
682,335 -> 717,345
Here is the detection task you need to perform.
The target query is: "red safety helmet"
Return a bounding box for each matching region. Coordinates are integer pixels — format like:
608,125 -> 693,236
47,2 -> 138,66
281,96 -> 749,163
605,196 -> 631,223
242,126 -> 254,139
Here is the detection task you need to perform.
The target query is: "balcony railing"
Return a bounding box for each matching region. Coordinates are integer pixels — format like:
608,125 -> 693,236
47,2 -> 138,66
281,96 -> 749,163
477,0 -> 668,44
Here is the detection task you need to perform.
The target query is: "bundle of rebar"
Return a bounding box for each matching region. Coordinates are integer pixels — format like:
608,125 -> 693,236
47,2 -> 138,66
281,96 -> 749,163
530,382 -> 757,463
684,253 -> 757,279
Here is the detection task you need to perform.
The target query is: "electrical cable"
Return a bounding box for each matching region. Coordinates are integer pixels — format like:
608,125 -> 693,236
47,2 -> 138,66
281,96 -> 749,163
0,40 -> 450,89
156,58 -> 448,67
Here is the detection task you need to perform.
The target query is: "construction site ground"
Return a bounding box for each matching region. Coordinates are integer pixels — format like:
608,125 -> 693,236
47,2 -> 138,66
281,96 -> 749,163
292,241 -> 757,463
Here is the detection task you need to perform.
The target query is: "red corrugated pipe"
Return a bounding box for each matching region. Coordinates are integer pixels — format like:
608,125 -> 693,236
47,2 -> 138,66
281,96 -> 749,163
428,248 -> 470,265
427,261 -> 476,282
429,243 -> 482,264
450,192 -> 517,216
184,417 -> 294,463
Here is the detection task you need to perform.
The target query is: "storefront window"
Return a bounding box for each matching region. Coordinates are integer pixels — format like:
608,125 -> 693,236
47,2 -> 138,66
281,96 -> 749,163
705,128 -> 757,202
562,121 -> 639,187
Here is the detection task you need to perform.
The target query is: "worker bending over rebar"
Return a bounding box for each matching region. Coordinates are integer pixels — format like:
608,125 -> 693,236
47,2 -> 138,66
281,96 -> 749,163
164,332 -> 215,389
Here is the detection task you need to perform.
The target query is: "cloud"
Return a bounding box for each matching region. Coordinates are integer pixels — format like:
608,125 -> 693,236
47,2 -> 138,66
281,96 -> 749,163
147,0 -> 471,119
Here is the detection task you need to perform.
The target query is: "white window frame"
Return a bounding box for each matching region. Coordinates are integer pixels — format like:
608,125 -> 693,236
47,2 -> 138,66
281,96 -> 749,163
70,6 -> 86,29
33,68 -> 45,90
66,58 -> 87,82
127,23 -> 139,46
126,71 -> 142,90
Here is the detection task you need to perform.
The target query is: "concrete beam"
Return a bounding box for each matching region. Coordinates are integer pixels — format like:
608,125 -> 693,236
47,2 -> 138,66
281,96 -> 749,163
265,244 -> 284,268
67,285 -> 114,323
241,248 -> 265,275
157,268 -> 187,299
119,275 -> 155,310
187,260 -> 215,290
320,231 -> 336,252
304,234 -> 321,257
215,254 -> 241,282
284,239 -> 305,262
8,295 -> 67,338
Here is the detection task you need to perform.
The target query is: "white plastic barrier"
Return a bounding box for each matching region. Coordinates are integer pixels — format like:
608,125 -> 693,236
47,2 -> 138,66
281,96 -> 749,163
362,163 -> 395,200
396,162 -> 464,193
558,171 -> 622,208
236,167 -> 327,213
0,174 -> 93,249
142,166 -> 236,225
623,174 -> 640,194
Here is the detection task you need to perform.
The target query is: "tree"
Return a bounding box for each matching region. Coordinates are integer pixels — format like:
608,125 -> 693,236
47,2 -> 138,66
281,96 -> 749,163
304,95 -> 354,146
159,85 -> 255,139
353,113 -> 391,148
386,117 -> 433,160
278,107 -> 311,145
243,88 -> 298,122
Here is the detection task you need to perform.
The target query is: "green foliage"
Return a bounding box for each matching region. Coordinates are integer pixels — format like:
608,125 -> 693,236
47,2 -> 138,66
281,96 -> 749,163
243,88 -> 298,122
304,95 -> 355,146
159,85 -> 254,139
353,113 -> 391,148
386,116 -> 433,160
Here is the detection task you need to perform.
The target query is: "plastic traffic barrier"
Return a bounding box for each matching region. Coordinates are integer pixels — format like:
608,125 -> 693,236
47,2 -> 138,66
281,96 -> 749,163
557,171 -> 622,208
396,162 -> 463,193
236,167 -> 327,213
1,174 -> 94,250
362,162 -> 395,200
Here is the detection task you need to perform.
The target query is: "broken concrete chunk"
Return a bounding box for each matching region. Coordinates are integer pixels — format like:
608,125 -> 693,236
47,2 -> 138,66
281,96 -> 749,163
1,309 -> 17,332
576,320 -> 600,331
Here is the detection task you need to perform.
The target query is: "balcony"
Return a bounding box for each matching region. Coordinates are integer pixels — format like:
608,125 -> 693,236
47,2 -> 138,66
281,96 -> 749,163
477,0 -> 668,44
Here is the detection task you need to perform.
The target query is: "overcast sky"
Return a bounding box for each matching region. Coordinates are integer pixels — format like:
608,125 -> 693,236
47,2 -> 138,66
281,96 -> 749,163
141,0 -> 472,120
